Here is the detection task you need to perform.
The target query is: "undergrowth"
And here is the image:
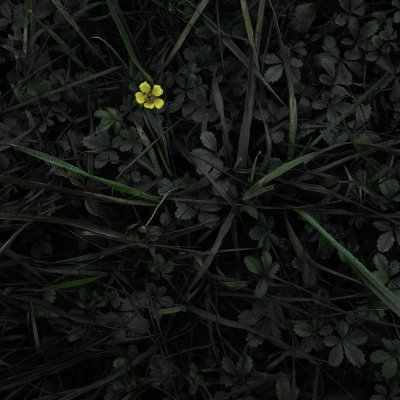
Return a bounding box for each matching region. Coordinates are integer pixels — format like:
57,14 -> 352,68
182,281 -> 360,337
1,0 -> 400,399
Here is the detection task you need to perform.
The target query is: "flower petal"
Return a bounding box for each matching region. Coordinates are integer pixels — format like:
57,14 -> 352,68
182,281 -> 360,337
144,101 -> 155,109
152,85 -> 163,97
154,98 -> 165,109
139,81 -> 151,94
135,92 -> 145,104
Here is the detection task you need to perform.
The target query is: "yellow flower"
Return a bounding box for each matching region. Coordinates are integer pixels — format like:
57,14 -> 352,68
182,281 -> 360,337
135,81 -> 165,110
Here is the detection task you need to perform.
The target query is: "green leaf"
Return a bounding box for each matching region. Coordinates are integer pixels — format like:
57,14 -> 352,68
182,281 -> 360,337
94,108 -> 122,133
113,357 -> 129,369
200,131 -> 217,152
83,133 -> 112,151
379,179 -> 400,199
377,231 -> 395,253
255,278 -> 268,298
343,341 -> 365,367
222,357 -> 236,375
290,2 -> 317,33
262,251 -> 273,269
328,343 -> 344,367
264,64 -> 283,83
236,355 -> 253,376
359,21 -> 379,41
293,322 -> 313,338
244,256 -> 263,275
175,203 -> 196,220
382,357 -> 398,379
371,270 -> 389,285
240,205 -> 259,219
371,350 -> 391,364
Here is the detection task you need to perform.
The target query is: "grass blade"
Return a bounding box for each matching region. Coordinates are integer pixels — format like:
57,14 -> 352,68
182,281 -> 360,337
39,276 -> 104,292
1,66 -> 120,114
161,0 -> 210,70
9,144 -> 160,203
294,208 -> 400,318
240,0 -> 256,54
51,0 -> 96,53
242,144 -> 341,201
186,0 -> 285,106
28,11 -> 85,69
268,0 -> 297,160
105,0 -> 152,82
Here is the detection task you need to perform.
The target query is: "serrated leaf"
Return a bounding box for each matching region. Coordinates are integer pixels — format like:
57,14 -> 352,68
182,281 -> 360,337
83,133 -> 111,151
200,131 -> 217,152
293,322 -> 313,338
355,104 -> 371,126
236,355 -> 253,376
328,343 -> 344,367
255,278 -> 268,298
244,256 -> 263,275
264,53 -> 281,64
240,205 -> 258,219
335,13 -> 347,26
343,341 -> 365,367
371,350 -> 391,364
175,203 -> 196,220
323,35 -> 336,50
113,357 -> 128,369
94,150 -> 119,169
372,270 -> 389,285
94,107 -> 121,133
382,358 -> 398,379
324,335 -> 340,347
191,148 -> 224,179
373,253 -> 389,272
374,220 -> 391,232
290,2 -> 317,33
379,179 -> 400,199
377,231 -> 395,253
359,21 -> 379,41
262,251 -> 273,268
222,357 -> 236,375
264,64 -> 283,83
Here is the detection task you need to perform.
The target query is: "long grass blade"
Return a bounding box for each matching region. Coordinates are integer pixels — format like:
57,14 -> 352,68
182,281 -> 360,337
8,144 -> 160,203
105,0 -> 153,82
240,0 -> 256,54
1,67 -> 120,114
242,144 -> 341,201
268,0 -> 297,160
162,0 -> 210,70
28,10 -> 85,69
294,208 -> 400,318
39,276 -> 105,291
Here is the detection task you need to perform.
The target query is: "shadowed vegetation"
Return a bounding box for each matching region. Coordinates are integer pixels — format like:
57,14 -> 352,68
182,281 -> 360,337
1,0 -> 400,399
